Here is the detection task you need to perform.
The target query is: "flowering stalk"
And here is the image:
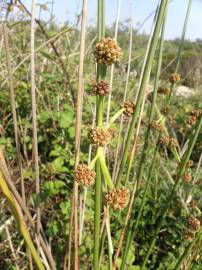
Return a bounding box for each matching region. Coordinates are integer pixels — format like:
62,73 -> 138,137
94,1 -> 106,269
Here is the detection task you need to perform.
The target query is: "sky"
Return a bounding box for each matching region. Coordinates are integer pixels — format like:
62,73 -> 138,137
20,0 -> 202,40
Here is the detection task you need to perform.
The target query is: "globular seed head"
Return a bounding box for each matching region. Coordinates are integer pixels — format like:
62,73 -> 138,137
89,127 -> 113,147
169,73 -> 180,84
187,216 -> 201,232
188,160 -> 194,167
190,109 -> 202,118
92,80 -> 110,96
105,187 -> 129,210
123,101 -> 135,117
183,172 -> 192,183
160,136 -> 170,147
74,164 -> 96,187
151,121 -> 164,132
190,200 -> 197,209
186,115 -> 197,126
157,86 -> 170,95
95,37 -> 121,66
169,137 -> 177,148
160,107 -> 170,116
185,231 -> 195,242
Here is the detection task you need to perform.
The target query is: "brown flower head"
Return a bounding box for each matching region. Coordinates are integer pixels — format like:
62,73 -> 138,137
92,80 -> 110,96
169,73 -> 180,84
105,187 -> 129,210
74,164 -> 96,187
190,109 -> 202,118
160,136 -> 170,147
157,86 -> 170,95
187,115 -> 197,126
185,231 -> 195,242
183,172 -> 192,183
95,37 -> 121,66
123,101 -> 135,117
160,107 -> 170,116
169,137 -> 177,148
89,127 -> 112,147
190,200 -> 197,209
151,121 -> 163,132
188,160 -> 194,167
187,216 -> 201,232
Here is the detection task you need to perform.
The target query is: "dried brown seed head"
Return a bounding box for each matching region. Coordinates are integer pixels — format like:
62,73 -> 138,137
187,115 -> 197,126
157,86 -> 170,95
160,136 -> 170,147
105,187 -> 129,210
183,172 -> 192,183
169,73 -> 180,84
151,121 -> 163,132
190,109 -> 202,118
89,127 -> 113,147
169,137 -> 177,148
188,160 -> 194,167
95,37 -> 121,66
160,107 -> 170,116
74,164 -> 96,187
185,231 -> 195,242
92,80 -> 110,96
187,216 -> 200,232
123,101 -> 135,117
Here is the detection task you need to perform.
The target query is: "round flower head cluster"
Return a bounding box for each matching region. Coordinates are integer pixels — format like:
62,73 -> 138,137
169,73 -> 180,84
186,115 -> 197,126
188,160 -> 194,167
185,231 -> 195,242
123,101 -> 135,117
95,37 -> 121,66
151,121 -> 164,132
160,107 -> 169,116
187,216 -> 201,232
74,164 -> 96,187
190,109 -> 202,118
157,86 -> 170,95
183,172 -> 192,183
105,187 -> 129,210
160,136 -> 177,148
89,127 -> 113,147
92,80 -> 110,96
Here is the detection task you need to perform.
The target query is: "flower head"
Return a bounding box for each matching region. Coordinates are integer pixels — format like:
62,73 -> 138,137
92,80 -> 110,96
74,164 -> 96,187
105,187 -> 129,210
95,37 -> 121,66
89,127 -> 113,147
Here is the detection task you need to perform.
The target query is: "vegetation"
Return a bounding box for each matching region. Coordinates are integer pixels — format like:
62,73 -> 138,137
0,0 -> 202,270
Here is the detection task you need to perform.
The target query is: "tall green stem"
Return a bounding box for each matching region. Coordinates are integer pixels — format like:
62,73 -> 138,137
94,1 -> 105,269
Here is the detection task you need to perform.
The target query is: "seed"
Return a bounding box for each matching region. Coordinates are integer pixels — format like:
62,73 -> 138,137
74,164 -> 96,187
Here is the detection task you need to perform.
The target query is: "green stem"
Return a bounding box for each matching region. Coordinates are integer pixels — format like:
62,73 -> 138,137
140,115 -> 202,269
94,1 -> 105,269
115,0 -> 168,187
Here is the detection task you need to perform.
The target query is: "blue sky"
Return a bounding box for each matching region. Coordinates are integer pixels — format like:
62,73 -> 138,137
22,0 -> 202,40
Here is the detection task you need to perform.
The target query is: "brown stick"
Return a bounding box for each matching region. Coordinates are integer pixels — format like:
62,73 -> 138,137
2,23 -> 25,203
